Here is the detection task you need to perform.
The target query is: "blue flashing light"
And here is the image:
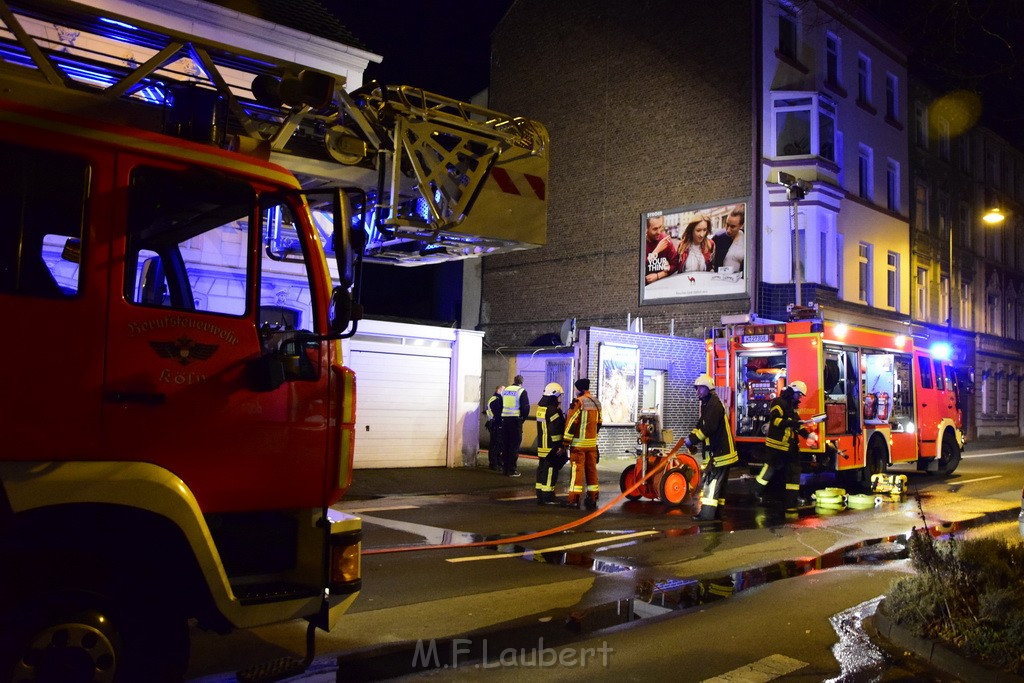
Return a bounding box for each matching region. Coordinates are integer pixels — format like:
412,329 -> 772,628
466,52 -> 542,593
414,197 -> 431,222
98,17 -> 140,31
930,341 -> 952,361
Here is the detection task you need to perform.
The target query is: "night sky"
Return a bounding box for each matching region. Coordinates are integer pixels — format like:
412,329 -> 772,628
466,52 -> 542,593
319,1 -> 515,101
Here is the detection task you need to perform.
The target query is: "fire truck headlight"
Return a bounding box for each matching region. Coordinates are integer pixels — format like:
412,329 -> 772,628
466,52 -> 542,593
906,422 -> 916,434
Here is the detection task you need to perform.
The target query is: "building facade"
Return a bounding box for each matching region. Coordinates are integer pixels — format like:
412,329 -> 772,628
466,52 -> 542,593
483,0 -> 947,441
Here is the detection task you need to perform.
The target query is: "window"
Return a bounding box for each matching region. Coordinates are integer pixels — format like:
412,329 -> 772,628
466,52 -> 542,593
959,135 -> 971,173
836,234 -> 844,297
819,228 -> 828,283
886,251 -> 899,309
958,203 -> 971,248
825,33 -> 841,86
940,275 -> 949,325
933,359 -> 945,390
858,144 -> 873,200
987,293 -> 1000,334
886,159 -> 900,211
914,102 -> 928,148
857,54 -> 871,104
916,267 -> 928,319
858,242 -> 872,303
771,92 -> 836,162
885,73 -> 898,120
778,3 -> 798,59
961,283 -> 972,329
913,181 -> 929,232
938,119 -> 951,161
0,142 -> 88,298
126,166 -> 254,315
938,191 -> 950,237
641,369 -> 665,423
918,355 -> 933,389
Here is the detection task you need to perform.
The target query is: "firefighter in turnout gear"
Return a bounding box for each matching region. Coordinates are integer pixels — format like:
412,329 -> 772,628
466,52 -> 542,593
535,383 -> 567,504
685,374 -> 738,522
751,380 -> 818,512
500,376 -> 530,477
563,378 -> 603,510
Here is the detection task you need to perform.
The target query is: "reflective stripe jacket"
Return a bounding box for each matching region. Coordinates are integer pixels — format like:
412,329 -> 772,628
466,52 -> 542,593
536,395 -> 565,456
687,391 -> 738,467
486,393 -> 502,424
563,393 -> 602,448
765,396 -> 809,453
501,384 -> 529,421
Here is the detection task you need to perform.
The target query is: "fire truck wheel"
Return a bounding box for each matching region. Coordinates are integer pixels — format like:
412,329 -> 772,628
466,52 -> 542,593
860,439 -> 888,491
937,436 -> 961,475
0,585 -> 189,683
619,466 -> 644,500
659,468 -> 690,506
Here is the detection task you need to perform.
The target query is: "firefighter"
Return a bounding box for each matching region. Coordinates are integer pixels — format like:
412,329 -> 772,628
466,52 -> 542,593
500,375 -> 530,477
563,378 -> 603,510
535,382 -> 567,504
485,385 -> 505,471
751,380 -> 819,512
685,374 -> 738,522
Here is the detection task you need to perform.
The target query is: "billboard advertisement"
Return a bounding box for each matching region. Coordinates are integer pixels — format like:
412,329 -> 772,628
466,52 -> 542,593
640,198 -> 749,305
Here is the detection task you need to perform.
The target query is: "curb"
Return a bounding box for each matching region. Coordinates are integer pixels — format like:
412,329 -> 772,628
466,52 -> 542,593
867,600 -> 1024,683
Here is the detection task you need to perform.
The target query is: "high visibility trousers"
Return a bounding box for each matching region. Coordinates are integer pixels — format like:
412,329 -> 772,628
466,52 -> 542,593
536,448 -> 564,493
700,464 -> 731,513
567,447 -> 599,503
753,446 -> 800,506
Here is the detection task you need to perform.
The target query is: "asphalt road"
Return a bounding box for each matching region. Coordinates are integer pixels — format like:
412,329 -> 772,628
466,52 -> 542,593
187,443 -> 1023,682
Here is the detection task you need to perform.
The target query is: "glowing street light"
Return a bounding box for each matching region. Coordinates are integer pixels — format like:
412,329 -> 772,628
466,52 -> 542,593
982,207 -> 1005,225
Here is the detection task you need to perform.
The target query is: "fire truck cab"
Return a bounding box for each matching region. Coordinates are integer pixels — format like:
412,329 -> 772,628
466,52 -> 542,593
708,307 -> 965,488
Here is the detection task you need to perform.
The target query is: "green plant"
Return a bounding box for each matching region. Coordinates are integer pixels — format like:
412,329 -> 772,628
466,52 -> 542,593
886,528 -> 1024,675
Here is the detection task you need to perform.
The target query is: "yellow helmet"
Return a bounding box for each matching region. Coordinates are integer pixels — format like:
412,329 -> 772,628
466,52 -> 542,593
543,382 -> 564,396
693,374 -> 715,390
787,380 -> 808,395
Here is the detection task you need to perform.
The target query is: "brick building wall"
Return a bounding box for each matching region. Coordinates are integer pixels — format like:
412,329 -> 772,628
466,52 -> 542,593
581,328 -> 706,459
483,0 -> 757,349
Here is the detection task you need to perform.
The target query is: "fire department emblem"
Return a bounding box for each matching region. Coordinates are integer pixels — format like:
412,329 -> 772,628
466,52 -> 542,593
149,337 -> 218,366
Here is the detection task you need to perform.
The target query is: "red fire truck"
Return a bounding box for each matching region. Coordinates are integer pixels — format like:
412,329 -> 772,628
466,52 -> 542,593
0,1 -> 548,680
707,307 -> 965,488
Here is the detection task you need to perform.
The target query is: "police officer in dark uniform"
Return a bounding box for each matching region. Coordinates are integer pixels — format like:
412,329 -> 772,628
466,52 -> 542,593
485,385 -> 505,471
500,375 -> 530,477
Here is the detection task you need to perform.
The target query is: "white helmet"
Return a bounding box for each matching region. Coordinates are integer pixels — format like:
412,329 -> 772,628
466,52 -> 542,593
543,382 -> 563,397
787,380 -> 808,395
693,374 -> 715,390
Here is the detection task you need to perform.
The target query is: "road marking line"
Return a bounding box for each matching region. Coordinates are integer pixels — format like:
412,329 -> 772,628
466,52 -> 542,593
702,654 -> 808,682
340,505 -> 419,513
447,531 -> 659,563
964,450 -> 1024,458
952,475 -> 1002,485
496,494 -> 537,501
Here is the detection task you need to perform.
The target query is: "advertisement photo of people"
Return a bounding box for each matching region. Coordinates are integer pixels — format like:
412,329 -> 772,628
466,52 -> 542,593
640,199 -> 748,304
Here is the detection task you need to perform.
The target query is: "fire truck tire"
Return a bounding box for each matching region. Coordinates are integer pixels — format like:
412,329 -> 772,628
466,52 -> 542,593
659,468 -> 690,506
937,436 -> 961,475
619,466 -> 644,500
0,584 -> 189,683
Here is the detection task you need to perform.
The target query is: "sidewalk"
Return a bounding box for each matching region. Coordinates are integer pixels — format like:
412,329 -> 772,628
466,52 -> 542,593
343,451 -> 630,501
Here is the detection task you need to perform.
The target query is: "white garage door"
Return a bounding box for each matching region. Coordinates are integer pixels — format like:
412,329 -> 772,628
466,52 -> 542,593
350,349 -> 451,468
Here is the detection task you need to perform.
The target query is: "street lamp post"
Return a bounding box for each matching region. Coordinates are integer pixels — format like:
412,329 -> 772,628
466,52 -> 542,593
778,172 -> 809,307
